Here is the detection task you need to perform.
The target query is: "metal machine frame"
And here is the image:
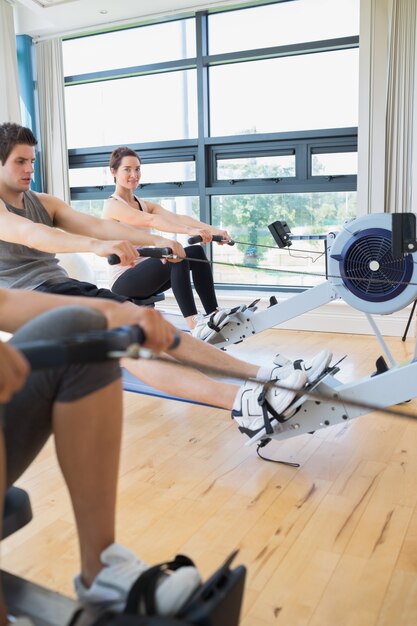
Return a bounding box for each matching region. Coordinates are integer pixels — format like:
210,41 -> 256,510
204,213 -> 417,445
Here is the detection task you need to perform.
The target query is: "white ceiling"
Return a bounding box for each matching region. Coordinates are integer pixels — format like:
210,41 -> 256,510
12,0 -> 241,39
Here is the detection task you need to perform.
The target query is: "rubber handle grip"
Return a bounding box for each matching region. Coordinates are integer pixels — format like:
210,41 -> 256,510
16,325 -> 146,369
108,253 -> 122,265
187,235 -> 235,246
17,325 -> 181,368
137,247 -> 173,258
108,247 -> 174,265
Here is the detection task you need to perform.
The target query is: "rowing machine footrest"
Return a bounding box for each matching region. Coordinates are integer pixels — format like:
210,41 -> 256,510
177,551 -> 246,626
371,355 -> 389,377
65,551 -> 246,626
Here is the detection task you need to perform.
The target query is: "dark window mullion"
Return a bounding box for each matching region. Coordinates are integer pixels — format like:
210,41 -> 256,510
71,182 -> 198,201
296,144 -> 309,181
65,58 -> 197,86
196,11 -> 212,249
204,127 -> 358,146
206,178 -> 356,196
202,35 -> 359,67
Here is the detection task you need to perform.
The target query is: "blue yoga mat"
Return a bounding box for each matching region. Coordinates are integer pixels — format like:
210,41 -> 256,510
122,310 -> 237,408
122,368 -> 218,407
160,311 -> 189,332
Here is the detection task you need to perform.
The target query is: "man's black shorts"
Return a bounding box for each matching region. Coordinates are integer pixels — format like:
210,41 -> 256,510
35,278 -> 130,303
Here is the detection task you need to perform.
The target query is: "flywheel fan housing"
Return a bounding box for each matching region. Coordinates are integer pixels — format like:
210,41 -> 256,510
327,213 -> 417,314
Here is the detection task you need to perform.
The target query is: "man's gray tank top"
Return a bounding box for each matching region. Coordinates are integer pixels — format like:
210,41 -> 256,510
0,190 -> 69,289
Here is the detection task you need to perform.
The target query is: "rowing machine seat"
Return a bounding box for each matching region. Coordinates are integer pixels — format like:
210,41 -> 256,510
2,487 -> 32,540
131,293 -> 165,308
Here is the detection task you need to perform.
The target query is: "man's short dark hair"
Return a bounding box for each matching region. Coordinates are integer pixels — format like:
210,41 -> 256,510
0,123 -> 38,165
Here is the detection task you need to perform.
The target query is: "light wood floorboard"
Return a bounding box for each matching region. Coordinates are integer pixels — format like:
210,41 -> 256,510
2,327 -> 417,625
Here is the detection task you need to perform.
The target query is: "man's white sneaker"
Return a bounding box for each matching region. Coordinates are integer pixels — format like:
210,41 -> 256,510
301,349 -> 332,382
191,309 -> 228,341
232,370 -> 307,438
265,349 -> 332,384
271,353 -> 292,368
74,543 -> 201,615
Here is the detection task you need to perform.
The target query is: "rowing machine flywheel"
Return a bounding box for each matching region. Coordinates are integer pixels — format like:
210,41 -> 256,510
327,213 -> 417,314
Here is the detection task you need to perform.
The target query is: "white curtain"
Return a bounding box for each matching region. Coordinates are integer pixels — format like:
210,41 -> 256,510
357,0 -> 417,215
0,0 -> 21,123
357,0 -> 391,215
36,38 -> 70,202
384,0 -> 416,213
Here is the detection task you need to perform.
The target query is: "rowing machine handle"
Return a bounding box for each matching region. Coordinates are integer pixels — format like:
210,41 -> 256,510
16,325 -> 146,370
187,235 -> 235,246
107,247 -> 174,265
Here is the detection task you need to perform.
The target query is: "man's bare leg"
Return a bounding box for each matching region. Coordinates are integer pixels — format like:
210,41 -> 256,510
121,325 -> 263,408
53,378 -> 123,587
122,358 -> 239,408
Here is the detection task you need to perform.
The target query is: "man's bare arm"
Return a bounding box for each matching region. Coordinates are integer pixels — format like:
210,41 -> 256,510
0,199 -> 139,264
0,288 -> 176,352
41,194 -> 185,256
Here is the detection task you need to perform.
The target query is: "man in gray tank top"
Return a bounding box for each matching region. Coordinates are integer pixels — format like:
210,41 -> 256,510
0,125 -> 185,293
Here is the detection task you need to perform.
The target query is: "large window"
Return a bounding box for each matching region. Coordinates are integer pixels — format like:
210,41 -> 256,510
63,19 -> 196,76
209,50 -> 358,137
212,191 -> 357,287
65,71 -> 197,148
63,0 -> 359,291
208,0 -> 359,53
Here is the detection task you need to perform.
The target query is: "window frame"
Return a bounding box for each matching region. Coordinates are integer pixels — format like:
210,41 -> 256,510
64,3 -> 359,290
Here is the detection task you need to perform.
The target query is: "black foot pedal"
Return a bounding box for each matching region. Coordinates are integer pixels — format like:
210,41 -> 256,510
178,551 -> 246,626
269,296 -> 278,307
371,355 -> 389,377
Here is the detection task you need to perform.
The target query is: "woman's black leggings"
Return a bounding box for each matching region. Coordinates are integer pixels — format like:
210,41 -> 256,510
111,244 -> 218,318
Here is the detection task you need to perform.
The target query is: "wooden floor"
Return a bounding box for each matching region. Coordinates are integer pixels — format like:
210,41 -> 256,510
3,327 -> 417,625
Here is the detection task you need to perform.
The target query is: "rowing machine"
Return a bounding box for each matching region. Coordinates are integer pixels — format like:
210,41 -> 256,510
213,212 -> 417,446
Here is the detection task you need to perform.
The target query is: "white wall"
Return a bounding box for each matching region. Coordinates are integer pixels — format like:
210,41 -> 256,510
13,0 -> 242,39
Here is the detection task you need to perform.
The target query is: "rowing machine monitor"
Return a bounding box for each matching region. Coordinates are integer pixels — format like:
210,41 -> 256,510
391,213 -> 417,259
268,221 -> 292,249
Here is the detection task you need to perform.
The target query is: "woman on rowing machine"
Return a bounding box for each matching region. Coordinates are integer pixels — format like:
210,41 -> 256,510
102,146 -> 242,335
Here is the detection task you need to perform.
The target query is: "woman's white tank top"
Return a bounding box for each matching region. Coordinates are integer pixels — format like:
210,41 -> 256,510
106,194 -> 152,287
